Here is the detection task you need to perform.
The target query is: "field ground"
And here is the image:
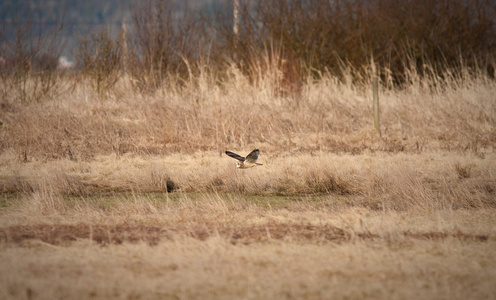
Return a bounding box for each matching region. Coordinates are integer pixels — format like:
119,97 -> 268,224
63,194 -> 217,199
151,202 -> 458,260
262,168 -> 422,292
1,151 -> 495,299
1,65 -> 496,298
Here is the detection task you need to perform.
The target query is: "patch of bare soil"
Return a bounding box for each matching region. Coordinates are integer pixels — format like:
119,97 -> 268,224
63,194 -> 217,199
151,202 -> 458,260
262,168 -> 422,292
0,223 -> 489,246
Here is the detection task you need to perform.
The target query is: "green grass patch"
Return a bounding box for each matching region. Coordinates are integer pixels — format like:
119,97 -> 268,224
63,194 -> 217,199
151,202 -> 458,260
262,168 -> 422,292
0,191 -> 340,211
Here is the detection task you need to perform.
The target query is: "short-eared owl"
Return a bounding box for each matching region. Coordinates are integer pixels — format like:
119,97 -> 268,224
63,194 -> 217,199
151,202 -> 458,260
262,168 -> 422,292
225,149 -> 263,169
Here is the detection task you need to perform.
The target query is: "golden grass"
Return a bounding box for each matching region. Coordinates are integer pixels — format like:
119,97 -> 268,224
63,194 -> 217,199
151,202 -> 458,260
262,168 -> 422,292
0,200 -> 495,299
0,67 -> 495,299
1,150 -> 495,299
0,236 -> 495,299
1,67 -> 495,160
1,151 -> 494,210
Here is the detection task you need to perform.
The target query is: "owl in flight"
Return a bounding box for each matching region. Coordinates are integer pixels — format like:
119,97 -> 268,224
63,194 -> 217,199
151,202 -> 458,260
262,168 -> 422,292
225,149 -> 263,169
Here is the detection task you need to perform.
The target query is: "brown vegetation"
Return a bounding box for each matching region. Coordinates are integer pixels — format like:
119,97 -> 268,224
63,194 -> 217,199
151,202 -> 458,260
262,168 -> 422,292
1,1 -> 496,299
0,68 -> 494,161
0,194 -> 495,299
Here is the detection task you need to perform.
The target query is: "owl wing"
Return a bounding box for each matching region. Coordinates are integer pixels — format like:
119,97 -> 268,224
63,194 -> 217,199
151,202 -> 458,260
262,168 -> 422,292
244,149 -> 260,163
225,151 -> 246,162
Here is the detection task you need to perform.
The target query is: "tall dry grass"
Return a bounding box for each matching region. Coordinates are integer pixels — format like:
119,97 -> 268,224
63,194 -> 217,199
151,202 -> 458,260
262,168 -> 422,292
1,0 -> 494,160
1,52 -> 495,213
1,150 -> 495,213
1,62 -> 494,160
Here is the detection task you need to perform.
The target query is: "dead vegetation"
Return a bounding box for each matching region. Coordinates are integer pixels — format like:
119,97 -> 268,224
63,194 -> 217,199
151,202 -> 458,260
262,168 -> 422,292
1,151 -> 495,211
1,1 -> 496,299
0,67 -> 494,161
0,195 -> 495,299
1,57 -> 495,300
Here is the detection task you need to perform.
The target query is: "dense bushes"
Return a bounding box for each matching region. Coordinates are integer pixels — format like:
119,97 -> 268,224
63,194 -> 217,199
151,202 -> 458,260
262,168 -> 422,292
217,0 -> 496,85
75,28 -> 125,95
2,0 -> 495,98
127,1 -> 203,92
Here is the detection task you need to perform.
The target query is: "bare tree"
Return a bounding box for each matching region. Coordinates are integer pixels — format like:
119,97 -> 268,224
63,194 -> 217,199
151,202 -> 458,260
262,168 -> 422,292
0,4 -> 65,103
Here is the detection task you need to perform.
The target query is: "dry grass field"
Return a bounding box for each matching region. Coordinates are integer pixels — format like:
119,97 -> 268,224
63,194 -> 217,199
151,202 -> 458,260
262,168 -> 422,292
1,65 -> 496,299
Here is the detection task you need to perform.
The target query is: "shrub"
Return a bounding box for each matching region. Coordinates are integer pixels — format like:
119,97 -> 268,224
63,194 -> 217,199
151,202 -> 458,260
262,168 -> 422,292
0,3 -> 65,103
207,0 -> 496,86
128,0 -> 203,92
74,27 -> 124,96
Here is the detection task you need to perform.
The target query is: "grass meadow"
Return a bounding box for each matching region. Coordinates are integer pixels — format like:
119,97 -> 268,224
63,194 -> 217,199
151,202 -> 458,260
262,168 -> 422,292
1,63 -> 496,299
